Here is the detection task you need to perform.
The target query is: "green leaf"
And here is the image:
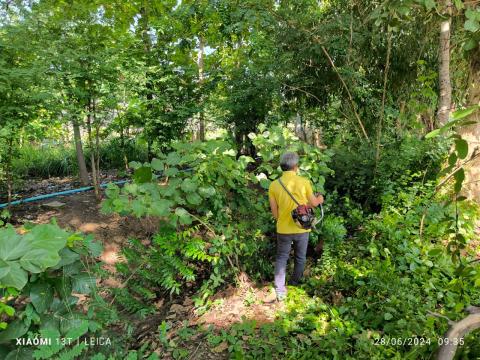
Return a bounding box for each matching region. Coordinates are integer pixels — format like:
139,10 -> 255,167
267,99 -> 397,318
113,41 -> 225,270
166,152 -> 182,166
151,158 -> 164,171
131,200 -> 146,217
454,138 -> 468,159
72,274 -> 96,295
0,319 -> 29,343
175,208 -> 192,225
454,168 -> 465,193
186,193 -> 202,205
451,105 -> 480,121
428,248 -> 443,257
464,19 -> 480,33
425,128 -> 440,139
20,249 -> 61,273
133,167 -> 152,183
463,38 -> 478,51
0,262 -> 27,290
164,167 -> 179,177
198,186 -> 216,197
448,152 -> 457,166
30,283 -> 54,314
84,236 -> 103,257
0,226 -> 27,260
453,0 -> 464,10
181,179 -> 198,193
384,313 -> 393,321
25,224 -> 68,253
150,202 -> 171,217
0,259 -> 10,278
424,0 -> 436,10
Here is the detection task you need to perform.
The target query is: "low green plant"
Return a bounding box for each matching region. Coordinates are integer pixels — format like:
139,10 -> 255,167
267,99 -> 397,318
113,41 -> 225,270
0,222 -> 104,359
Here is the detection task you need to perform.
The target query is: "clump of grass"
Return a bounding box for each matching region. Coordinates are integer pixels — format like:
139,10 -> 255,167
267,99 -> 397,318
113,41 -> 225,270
12,138 -> 148,179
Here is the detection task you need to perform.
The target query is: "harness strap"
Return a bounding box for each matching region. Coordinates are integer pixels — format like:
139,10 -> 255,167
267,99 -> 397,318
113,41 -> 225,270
278,178 -> 301,206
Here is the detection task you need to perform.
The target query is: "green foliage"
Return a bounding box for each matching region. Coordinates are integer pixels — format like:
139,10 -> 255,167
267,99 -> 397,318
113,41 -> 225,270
10,138 -> 148,181
104,127 -> 333,311
249,124 -> 333,193
328,134 -> 449,211
207,181 -> 480,359
0,223 -> 104,358
113,226 -> 218,314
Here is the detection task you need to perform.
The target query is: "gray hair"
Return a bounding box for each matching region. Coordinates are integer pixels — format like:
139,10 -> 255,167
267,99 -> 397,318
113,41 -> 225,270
280,152 -> 299,171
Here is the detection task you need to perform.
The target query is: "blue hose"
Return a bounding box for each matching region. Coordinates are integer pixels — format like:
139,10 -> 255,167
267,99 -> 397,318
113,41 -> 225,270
0,180 -> 129,209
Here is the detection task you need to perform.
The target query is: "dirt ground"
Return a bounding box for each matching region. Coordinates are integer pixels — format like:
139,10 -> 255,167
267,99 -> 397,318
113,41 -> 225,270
8,188 -> 284,359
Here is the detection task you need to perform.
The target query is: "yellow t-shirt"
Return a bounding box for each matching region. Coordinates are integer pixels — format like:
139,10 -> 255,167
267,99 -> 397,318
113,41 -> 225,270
268,171 -> 314,234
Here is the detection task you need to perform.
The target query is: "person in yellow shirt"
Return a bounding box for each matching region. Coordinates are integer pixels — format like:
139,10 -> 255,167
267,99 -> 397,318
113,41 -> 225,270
268,152 -> 324,301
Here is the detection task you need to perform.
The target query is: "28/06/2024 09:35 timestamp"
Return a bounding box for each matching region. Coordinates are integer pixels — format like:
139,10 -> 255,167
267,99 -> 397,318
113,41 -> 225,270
373,337 -> 464,346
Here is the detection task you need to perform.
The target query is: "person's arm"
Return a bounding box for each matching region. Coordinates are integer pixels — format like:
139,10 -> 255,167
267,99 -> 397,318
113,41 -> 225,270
306,180 -> 324,207
308,193 -> 324,207
269,195 -> 279,220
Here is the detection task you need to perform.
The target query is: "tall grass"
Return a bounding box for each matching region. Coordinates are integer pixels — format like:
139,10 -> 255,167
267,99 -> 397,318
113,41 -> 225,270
12,138 -> 148,179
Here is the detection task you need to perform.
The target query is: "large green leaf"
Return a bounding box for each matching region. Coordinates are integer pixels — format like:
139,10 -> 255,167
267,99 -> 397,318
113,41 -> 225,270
150,201 -> 171,217
175,207 -> 193,225
0,319 -> 29,343
84,236 -> 103,257
181,178 -> 198,192
24,224 -> 68,253
186,193 -> 202,205
151,158 -> 164,171
0,262 -> 27,290
0,226 -> 28,260
19,249 -> 61,273
0,259 -> 10,279
30,283 -> 54,314
166,152 -> 182,165
464,19 -> 480,32
52,248 -> 81,269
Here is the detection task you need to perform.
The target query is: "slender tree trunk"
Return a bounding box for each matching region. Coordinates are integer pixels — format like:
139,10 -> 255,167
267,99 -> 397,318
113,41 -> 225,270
459,54 -> 480,201
93,99 -> 101,188
141,5 -> 155,160
198,36 -> 206,141
437,0 -> 453,126
72,119 -> 89,185
6,135 -> 14,204
86,99 -> 100,200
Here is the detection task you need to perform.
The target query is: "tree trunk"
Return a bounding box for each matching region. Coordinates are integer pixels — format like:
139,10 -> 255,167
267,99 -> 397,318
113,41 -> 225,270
459,53 -> 480,201
93,99 -> 101,189
198,36 -> 206,141
140,5 -> 155,159
86,99 -> 100,200
72,119 -> 89,185
437,0 -> 453,126
6,135 -> 14,205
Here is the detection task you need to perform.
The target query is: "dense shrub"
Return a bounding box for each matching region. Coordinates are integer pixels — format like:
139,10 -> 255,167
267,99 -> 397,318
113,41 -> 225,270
102,126 -> 333,309
327,135 -> 449,211
212,180 -> 480,359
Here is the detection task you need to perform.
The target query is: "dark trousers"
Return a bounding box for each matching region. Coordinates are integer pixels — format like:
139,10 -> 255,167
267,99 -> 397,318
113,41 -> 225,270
274,232 -> 309,296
